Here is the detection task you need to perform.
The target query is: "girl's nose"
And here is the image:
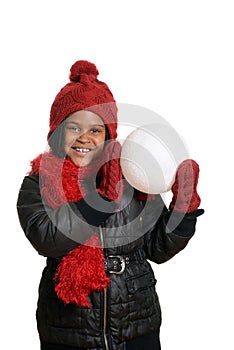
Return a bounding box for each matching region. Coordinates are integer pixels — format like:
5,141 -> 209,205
77,130 -> 90,143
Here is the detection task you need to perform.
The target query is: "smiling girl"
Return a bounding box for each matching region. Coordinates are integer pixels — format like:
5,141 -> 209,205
17,60 -> 204,350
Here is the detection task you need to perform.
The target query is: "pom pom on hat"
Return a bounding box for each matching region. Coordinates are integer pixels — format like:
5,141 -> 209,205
48,60 -> 118,142
69,60 -> 99,82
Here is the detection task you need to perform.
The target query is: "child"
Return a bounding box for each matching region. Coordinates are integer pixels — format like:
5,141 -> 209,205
17,60 -> 204,350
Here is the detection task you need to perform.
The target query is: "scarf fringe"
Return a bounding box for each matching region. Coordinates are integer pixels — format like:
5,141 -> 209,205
54,234 -> 110,308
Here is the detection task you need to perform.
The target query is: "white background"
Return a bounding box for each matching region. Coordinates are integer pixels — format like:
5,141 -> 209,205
1,0 -> 233,349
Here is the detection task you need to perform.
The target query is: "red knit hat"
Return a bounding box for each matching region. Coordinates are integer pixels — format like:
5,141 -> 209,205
48,60 -> 118,141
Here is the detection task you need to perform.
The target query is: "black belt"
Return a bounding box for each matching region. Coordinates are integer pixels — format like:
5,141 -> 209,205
104,249 -> 145,275
47,250 -> 146,275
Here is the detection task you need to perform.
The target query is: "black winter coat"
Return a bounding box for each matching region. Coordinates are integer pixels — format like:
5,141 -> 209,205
17,174 -> 203,350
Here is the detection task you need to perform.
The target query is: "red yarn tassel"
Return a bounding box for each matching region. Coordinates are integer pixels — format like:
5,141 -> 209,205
54,234 -> 110,308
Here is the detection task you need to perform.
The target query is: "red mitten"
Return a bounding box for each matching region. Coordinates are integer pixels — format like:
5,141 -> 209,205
170,159 -> 201,213
97,141 -> 124,202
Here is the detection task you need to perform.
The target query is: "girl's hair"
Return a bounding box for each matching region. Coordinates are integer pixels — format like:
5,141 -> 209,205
49,122 -> 66,158
49,121 -> 110,158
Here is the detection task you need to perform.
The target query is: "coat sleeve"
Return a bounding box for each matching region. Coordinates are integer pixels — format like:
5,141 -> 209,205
17,174 -> 96,258
143,196 -> 204,264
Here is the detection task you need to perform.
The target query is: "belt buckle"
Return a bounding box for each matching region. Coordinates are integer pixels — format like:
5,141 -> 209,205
108,255 -> 126,274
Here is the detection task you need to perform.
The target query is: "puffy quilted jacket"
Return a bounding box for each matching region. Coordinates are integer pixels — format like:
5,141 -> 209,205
17,174 -> 203,350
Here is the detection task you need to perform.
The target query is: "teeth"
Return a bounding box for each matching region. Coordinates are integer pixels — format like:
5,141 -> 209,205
75,148 -> 91,153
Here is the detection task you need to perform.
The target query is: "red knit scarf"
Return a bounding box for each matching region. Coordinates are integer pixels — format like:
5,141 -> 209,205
30,141 -> 123,308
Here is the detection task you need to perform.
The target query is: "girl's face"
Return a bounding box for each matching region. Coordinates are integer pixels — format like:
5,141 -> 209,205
64,110 -> 106,167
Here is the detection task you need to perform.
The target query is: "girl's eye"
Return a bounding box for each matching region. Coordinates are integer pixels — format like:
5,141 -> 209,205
66,125 -> 80,132
91,129 -> 101,134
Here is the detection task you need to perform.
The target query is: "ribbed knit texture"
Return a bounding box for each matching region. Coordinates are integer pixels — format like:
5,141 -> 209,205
170,159 -> 201,213
48,60 -> 118,142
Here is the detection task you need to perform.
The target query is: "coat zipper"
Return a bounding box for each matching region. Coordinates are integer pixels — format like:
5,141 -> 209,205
99,225 -> 109,350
